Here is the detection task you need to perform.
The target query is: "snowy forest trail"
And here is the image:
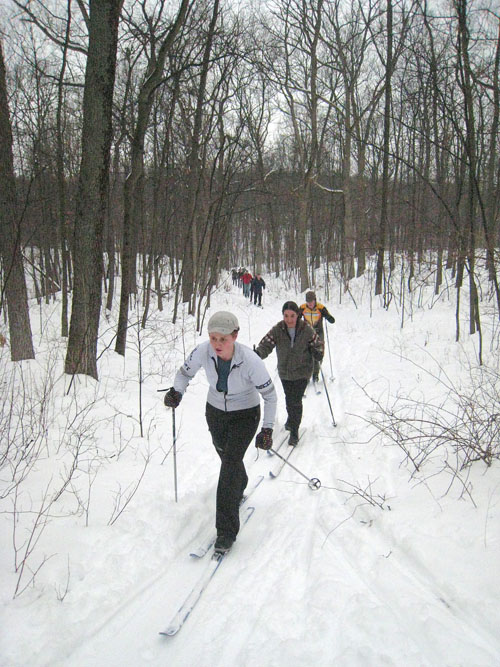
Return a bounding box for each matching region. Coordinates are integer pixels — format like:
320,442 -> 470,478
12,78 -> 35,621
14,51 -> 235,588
3,278 -> 500,667
56,290 -> 498,666
57,413 -> 499,666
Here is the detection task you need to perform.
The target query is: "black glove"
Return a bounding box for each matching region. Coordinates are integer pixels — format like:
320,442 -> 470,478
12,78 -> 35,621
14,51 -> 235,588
255,427 -> 273,450
311,348 -> 324,362
253,344 -> 261,358
164,387 -> 182,408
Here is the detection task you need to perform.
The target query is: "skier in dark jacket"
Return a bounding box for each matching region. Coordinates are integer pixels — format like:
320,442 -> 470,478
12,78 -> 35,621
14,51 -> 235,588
255,301 -> 323,446
163,311 -> 277,554
251,273 -> 266,306
300,291 -> 335,382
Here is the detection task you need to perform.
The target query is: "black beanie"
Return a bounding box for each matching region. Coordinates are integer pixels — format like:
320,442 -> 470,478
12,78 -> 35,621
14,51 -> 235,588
282,300 -> 300,314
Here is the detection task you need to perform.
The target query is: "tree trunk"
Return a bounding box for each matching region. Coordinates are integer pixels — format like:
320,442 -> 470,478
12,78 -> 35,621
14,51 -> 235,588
64,0 -> 121,379
56,4 -> 72,337
456,0 -> 480,335
0,40 -> 35,362
375,0 -> 393,301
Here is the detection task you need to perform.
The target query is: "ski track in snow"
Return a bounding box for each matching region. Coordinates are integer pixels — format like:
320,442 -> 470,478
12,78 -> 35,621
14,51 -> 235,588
61,404 -> 498,664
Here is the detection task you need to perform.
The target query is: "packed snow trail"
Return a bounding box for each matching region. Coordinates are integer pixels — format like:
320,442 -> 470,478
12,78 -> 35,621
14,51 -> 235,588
55,425 -> 500,666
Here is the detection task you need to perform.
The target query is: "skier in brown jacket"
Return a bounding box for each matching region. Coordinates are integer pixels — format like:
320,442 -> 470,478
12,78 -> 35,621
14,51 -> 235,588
254,301 -> 323,445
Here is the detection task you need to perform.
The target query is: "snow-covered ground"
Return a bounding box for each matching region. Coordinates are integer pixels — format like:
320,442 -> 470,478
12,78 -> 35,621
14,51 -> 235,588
1,264 -> 499,666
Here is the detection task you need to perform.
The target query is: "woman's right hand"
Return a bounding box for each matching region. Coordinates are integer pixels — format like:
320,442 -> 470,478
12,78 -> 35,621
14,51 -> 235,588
164,387 -> 182,408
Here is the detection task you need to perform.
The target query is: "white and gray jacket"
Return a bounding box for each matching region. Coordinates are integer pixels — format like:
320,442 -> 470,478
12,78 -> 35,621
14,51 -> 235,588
173,340 -> 277,428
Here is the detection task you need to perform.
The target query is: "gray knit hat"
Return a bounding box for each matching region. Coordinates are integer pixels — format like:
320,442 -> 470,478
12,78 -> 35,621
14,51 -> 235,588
207,311 -> 240,335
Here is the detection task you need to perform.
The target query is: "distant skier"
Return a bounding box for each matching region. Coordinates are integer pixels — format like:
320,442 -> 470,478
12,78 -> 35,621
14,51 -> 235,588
242,270 -> 252,298
254,301 -> 323,446
251,273 -> 266,306
300,291 -> 335,382
163,311 -> 277,554
237,268 -> 244,287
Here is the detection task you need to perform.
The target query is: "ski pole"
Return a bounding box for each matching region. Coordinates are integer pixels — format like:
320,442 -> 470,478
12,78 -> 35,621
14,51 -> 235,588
158,388 -> 180,501
325,324 -> 334,381
320,368 -> 337,427
172,408 -> 178,502
268,448 -> 321,490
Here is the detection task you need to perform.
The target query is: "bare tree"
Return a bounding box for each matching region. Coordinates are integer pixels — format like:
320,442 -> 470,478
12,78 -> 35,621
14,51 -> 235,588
374,0 -> 394,300
322,0 -> 384,283
65,0 -> 122,379
56,0 -> 73,337
0,39 -> 35,361
264,0 -> 334,291
114,0 -> 191,356
180,0 -> 220,311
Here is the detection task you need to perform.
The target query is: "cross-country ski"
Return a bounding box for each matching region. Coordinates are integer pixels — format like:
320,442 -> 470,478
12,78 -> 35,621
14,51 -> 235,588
189,476 -> 263,558
160,507 -> 255,637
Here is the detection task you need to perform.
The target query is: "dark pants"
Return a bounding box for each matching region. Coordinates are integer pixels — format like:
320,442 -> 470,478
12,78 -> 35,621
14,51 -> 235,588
253,291 -> 263,305
281,378 -> 308,434
205,402 -> 260,540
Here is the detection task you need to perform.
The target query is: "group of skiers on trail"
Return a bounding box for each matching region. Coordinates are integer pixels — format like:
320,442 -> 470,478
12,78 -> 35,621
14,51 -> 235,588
232,268 -> 266,306
163,290 -> 335,555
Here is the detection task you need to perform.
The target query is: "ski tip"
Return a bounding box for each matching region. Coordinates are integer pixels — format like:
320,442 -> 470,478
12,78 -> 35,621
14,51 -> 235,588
159,626 -> 178,637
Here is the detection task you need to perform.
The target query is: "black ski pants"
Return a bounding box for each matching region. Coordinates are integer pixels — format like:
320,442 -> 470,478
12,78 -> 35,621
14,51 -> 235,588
281,378 -> 308,435
205,402 -> 260,541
